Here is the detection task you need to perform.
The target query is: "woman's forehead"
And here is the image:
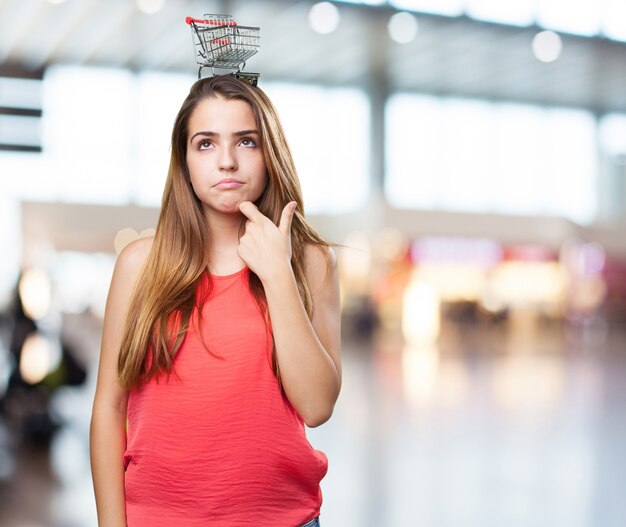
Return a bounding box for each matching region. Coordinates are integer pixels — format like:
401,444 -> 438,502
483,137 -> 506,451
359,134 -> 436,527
188,97 -> 256,132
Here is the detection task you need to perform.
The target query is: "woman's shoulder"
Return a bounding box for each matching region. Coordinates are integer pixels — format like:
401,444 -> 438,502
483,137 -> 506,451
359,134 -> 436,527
303,243 -> 338,292
304,243 -> 337,267
116,235 -> 154,277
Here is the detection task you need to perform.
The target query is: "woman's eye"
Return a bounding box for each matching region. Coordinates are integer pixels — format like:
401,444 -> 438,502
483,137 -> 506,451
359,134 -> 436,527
240,138 -> 256,147
198,140 -> 212,150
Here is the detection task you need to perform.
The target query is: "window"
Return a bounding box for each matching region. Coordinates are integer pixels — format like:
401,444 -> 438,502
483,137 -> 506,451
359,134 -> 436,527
42,66 -> 134,204
389,0 -> 464,17
263,82 -> 370,214
536,0 -> 600,36
465,0 -> 535,27
386,93 -> 597,223
135,72 -> 196,206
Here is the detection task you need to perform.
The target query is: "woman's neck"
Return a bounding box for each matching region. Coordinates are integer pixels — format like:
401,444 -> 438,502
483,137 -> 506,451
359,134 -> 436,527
204,209 -> 247,274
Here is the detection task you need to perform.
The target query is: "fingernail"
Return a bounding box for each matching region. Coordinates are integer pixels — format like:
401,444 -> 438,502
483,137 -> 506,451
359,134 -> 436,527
291,202 -> 297,211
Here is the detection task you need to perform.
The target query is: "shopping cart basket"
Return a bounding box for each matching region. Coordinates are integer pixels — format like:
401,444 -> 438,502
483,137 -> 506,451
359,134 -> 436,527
186,14 -> 260,86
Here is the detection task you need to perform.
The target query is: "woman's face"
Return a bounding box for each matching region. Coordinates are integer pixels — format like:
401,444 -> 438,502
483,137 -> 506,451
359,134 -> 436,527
186,96 -> 267,216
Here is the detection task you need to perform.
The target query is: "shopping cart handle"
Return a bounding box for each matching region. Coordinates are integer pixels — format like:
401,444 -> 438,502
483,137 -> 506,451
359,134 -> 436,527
185,16 -> 237,26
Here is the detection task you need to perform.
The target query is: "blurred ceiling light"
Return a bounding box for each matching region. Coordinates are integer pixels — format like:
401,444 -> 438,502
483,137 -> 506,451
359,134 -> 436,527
388,12 -> 419,44
532,30 -> 562,63
309,2 -> 340,34
19,268 -> 52,320
136,0 -> 166,15
47,0 -> 67,4
19,334 -> 53,385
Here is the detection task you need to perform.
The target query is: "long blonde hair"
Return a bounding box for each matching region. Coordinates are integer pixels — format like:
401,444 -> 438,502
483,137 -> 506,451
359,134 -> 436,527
117,75 -> 330,391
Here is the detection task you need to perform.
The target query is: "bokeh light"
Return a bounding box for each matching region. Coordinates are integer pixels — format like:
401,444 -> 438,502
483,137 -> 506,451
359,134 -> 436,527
309,2 -> 340,34
19,333 -> 60,385
388,12 -> 419,44
136,0 -> 166,15
532,30 -> 562,63
18,268 -> 52,321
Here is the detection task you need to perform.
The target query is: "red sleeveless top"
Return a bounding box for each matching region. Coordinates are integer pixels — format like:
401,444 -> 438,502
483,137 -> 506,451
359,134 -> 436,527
123,267 -> 328,526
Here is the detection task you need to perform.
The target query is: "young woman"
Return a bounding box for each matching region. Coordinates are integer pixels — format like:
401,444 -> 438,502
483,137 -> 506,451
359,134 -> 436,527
89,75 -> 341,527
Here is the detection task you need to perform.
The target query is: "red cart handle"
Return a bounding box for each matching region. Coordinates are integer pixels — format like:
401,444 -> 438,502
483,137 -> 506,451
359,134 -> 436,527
185,16 -> 237,26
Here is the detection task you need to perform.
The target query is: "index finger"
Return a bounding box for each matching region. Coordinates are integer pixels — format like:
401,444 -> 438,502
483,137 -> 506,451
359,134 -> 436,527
238,201 -> 266,223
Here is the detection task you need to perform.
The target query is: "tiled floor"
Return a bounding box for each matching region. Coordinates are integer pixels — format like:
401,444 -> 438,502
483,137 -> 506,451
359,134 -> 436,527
1,317 -> 625,527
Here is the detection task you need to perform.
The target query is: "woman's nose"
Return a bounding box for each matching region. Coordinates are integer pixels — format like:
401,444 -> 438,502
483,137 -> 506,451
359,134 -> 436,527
218,146 -> 237,171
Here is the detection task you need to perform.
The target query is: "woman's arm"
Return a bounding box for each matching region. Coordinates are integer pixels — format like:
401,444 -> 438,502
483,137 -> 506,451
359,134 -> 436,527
237,201 -> 341,428
90,237 -> 152,526
261,243 -> 342,428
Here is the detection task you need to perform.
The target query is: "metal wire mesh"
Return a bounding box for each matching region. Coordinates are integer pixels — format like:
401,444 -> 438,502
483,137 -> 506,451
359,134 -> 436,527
188,16 -> 260,70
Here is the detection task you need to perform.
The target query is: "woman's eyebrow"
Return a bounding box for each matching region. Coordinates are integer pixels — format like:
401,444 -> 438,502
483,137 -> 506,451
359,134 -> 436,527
190,129 -> 259,142
234,129 -> 258,136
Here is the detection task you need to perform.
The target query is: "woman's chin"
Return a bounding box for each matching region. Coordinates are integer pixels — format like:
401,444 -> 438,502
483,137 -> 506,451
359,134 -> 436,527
202,191 -> 262,215
216,197 -> 243,214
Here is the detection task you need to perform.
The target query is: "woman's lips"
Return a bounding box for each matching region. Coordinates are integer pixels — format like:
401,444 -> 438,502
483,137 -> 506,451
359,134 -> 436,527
213,178 -> 244,190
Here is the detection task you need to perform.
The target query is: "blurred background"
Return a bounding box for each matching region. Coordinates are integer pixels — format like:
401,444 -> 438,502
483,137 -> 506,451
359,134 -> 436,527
1,0 -> 626,526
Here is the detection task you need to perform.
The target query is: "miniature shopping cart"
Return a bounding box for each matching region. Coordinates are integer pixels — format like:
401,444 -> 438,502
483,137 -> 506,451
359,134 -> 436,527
186,14 -> 260,86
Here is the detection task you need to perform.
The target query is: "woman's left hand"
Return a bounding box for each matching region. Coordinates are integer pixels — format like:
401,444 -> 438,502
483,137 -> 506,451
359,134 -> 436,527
238,200 -> 297,283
